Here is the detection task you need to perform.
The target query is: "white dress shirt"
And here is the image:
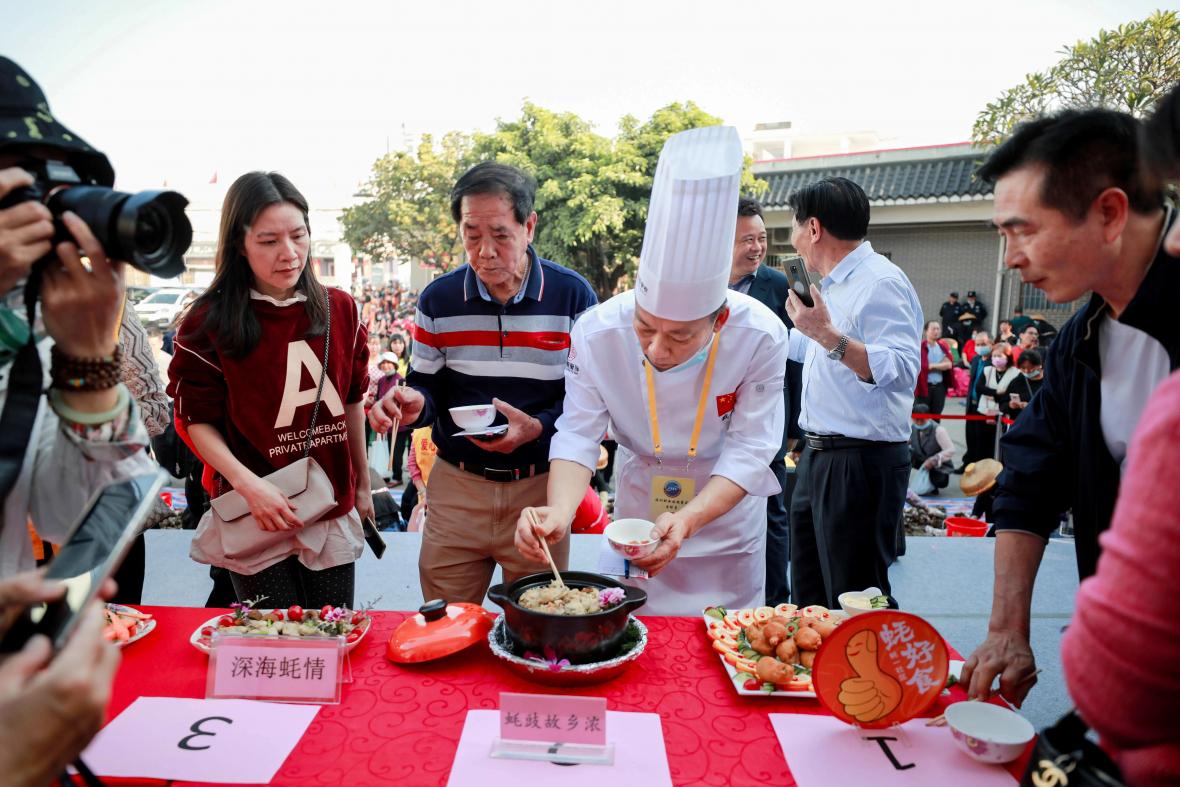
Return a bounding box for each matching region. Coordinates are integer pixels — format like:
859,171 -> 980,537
787,241 -> 922,442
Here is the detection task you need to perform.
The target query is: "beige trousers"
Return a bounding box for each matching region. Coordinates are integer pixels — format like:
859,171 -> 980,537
419,458 -> 569,604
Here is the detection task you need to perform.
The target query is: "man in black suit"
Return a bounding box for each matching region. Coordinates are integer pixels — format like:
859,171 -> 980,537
730,196 -> 800,605
940,292 -> 965,340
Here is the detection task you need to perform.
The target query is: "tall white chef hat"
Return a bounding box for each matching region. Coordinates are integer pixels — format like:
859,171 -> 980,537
634,125 -> 742,322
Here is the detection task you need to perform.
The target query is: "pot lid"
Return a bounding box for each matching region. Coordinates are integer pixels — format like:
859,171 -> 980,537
386,600 -> 495,663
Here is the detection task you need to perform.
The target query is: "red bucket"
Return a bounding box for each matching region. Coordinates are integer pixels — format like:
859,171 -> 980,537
946,516 -> 988,537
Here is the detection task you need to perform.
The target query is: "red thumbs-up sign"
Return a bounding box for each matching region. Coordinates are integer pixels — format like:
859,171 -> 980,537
812,611 -> 950,729
837,629 -> 903,723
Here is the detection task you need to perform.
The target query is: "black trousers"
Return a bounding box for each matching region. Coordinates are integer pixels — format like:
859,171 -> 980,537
111,534 -> 146,605
963,416 -> 992,464
789,442 -> 909,608
918,381 -> 947,415
229,556 -> 355,609
765,452 -> 792,606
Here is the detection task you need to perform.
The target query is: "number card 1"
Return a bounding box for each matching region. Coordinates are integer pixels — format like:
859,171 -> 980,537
207,634 -> 344,704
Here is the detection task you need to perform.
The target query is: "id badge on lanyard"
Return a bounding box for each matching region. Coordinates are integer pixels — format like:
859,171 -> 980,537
649,475 -> 696,520
643,331 -> 720,520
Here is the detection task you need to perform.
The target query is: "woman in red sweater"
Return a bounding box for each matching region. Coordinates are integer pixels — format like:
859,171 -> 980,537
167,172 -> 371,608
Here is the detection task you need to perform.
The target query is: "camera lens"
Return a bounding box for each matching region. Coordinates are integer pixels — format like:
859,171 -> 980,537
49,186 -> 191,278
133,203 -> 167,254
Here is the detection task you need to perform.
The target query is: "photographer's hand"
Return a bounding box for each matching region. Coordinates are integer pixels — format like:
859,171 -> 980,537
42,211 -> 126,414
0,600 -> 120,787
0,168 -> 54,295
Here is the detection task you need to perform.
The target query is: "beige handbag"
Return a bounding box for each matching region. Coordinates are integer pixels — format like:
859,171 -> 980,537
209,291 -> 337,559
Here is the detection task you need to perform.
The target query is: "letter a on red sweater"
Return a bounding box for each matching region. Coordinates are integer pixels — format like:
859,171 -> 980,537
274,341 -> 345,428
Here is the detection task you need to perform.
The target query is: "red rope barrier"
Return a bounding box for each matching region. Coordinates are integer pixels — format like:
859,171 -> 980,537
911,413 -> 1017,426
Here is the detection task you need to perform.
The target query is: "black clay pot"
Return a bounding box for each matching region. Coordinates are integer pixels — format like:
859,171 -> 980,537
486,571 -> 647,664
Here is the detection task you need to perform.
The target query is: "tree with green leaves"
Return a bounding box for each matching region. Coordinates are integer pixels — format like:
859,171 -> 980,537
973,10 -> 1180,145
341,131 -> 472,274
344,101 -> 765,297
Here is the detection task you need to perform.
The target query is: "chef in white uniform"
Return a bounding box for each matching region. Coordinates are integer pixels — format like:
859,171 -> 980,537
514,126 -> 788,615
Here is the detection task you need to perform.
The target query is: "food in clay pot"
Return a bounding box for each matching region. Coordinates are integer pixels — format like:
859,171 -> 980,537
488,571 -> 647,664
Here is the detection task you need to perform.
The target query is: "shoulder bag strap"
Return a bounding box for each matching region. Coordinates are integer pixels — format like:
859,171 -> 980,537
302,290 -> 332,460
0,273 -> 47,503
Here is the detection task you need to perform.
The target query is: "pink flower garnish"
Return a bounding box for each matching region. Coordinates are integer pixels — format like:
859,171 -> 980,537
523,646 -> 571,672
323,607 -> 345,623
598,588 -> 625,607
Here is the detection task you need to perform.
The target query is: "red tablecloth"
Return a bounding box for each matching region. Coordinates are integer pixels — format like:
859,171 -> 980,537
106,607 -> 1021,786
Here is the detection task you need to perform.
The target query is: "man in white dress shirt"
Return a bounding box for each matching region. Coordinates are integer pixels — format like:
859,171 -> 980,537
515,126 -> 788,614
783,176 -> 922,609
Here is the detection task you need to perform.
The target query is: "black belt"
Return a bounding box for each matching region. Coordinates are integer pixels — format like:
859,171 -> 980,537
803,433 -> 905,451
447,457 -> 548,482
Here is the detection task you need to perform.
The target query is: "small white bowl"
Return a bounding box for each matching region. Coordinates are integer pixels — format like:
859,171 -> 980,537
449,404 -> 496,430
945,701 -> 1035,764
837,587 -> 885,616
604,518 -> 659,560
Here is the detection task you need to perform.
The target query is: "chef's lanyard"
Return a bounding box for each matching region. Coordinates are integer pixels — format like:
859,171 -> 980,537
642,332 -> 720,467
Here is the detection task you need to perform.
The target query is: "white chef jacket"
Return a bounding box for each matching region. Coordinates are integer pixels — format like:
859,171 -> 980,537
550,290 -> 788,614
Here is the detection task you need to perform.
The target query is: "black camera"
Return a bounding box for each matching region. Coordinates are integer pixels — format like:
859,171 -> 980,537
0,159 -> 191,278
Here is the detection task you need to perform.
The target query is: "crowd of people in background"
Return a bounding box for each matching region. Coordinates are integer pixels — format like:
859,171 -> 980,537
2,47 -> 1180,785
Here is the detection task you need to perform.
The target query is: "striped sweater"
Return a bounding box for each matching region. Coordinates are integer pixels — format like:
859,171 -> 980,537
408,248 -> 597,471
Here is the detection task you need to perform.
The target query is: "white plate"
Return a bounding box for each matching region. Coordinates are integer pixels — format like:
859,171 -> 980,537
106,603 -> 156,648
189,610 -> 372,655
703,606 -> 848,699
451,424 -> 509,438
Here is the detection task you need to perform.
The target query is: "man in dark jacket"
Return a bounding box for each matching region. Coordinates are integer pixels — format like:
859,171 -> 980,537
939,292 -> 964,338
960,108 -> 1180,707
729,196 -> 798,605
964,290 -> 988,328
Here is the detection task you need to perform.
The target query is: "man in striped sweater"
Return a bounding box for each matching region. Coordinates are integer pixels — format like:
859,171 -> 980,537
369,162 -> 597,603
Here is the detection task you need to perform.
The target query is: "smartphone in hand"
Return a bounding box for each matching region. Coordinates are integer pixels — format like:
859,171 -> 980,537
362,516 -> 387,559
0,469 -> 168,653
782,257 -> 815,308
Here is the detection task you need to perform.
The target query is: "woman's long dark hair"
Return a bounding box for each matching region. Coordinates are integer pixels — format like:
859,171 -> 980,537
191,172 -> 327,358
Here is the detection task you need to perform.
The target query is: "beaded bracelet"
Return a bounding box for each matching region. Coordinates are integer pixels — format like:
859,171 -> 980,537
50,345 -> 123,392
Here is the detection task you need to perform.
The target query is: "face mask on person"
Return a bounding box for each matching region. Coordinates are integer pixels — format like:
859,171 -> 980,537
975,344 -> 991,355
1023,369 -> 1042,380
912,419 -> 933,430
992,356 -> 1009,370
661,334 -> 714,374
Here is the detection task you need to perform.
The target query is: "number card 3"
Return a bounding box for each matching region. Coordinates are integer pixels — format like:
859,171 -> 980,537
208,635 -> 345,704
81,698 -> 319,784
